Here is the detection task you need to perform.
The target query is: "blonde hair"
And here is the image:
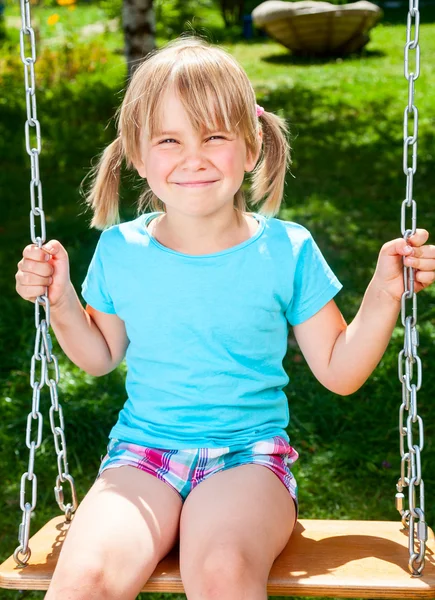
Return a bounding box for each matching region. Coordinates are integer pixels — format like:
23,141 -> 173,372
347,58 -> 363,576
82,35 -> 291,230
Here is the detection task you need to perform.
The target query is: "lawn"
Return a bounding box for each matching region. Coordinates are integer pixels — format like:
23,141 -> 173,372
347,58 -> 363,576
0,2 -> 434,599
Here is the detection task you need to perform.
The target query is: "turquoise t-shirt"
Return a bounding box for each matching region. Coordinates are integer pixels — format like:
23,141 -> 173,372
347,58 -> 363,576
81,212 -> 342,450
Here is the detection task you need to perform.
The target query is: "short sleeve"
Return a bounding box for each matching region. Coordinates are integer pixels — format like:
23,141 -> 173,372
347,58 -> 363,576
81,235 -> 116,314
285,231 -> 342,326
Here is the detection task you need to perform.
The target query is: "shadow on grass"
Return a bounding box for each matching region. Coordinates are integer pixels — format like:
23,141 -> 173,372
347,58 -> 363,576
262,48 -> 386,66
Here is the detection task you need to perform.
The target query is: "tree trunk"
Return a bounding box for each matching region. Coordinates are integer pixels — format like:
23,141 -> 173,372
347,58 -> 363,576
219,0 -> 245,27
122,0 -> 156,79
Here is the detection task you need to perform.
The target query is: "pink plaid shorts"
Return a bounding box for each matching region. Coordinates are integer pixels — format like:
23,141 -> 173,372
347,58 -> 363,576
98,435 -> 299,515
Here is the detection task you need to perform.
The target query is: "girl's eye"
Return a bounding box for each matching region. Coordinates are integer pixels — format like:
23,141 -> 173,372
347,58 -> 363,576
158,135 -> 226,144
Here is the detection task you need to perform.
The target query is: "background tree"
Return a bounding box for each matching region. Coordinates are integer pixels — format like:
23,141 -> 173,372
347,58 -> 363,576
219,0 -> 245,27
123,0 -> 155,78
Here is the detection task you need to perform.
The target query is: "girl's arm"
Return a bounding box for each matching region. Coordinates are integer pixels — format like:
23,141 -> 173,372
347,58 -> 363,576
292,229 -> 435,396
50,283 -> 129,377
293,281 -> 399,396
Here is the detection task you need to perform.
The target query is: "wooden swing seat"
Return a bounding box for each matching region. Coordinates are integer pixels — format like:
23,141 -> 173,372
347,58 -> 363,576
1,516 -> 434,597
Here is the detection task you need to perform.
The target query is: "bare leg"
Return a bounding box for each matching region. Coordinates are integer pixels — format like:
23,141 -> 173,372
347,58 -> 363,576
179,464 -> 296,600
45,465 -> 183,600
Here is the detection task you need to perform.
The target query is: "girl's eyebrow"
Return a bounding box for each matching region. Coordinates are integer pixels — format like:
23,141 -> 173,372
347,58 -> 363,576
149,130 -> 179,140
155,130 -> 181,137
153,128 -> 229,138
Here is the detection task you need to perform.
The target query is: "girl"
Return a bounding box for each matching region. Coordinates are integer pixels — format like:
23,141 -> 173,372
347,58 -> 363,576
15,36 -> 435,600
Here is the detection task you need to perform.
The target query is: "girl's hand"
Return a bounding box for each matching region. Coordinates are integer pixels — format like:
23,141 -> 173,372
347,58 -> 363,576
16,240 -> 72,309
373,229 -> 435,302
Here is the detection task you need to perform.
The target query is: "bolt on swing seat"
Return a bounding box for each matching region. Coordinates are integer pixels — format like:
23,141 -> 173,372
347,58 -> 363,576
1,517 -> 435,597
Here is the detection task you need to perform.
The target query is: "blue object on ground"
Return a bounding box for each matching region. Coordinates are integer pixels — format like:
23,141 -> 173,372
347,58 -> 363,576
243,14 -> 253,38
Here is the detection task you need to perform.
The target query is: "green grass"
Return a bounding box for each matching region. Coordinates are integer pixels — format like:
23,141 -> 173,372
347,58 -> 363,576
1,3 -> 435,600
4,2 -> 107,27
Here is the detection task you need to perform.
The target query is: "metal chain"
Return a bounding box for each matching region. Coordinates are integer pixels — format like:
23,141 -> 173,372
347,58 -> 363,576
14,0 -> 78,568
395,0 -> 427,577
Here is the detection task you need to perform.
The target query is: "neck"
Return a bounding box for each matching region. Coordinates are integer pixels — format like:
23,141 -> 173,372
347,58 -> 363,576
153,207 -> 255,255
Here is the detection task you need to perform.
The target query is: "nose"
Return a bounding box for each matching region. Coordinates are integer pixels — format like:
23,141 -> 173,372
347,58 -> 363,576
180,143 -> 208,170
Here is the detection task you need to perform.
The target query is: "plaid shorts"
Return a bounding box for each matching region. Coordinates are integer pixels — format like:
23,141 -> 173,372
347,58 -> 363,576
97,435 -> 299,515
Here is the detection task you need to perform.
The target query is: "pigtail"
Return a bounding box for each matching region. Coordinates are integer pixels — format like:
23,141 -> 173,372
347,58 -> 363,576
249,111 -> 291,216
81,136 -> 123,230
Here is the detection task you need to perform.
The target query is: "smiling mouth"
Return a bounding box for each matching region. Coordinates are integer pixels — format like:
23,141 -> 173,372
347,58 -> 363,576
174,181 -> 218,187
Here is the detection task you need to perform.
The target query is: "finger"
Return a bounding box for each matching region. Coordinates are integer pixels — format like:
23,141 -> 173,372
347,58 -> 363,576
23,244 -> 52,262
415,270 -> 435,287
16,284 -> 51,302
41,240 -> 64,260
382,235 -> 432,258
26,285 -> 50,302
16,271 -> 53,287
408,243 -> 435,259
407,228 -> 429,248
404,256 -> 435,271
382,238 -> 414,257
20,257 -> 53,277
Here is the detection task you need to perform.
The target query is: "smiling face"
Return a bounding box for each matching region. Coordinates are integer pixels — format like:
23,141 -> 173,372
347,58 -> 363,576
134,90 -> 260,219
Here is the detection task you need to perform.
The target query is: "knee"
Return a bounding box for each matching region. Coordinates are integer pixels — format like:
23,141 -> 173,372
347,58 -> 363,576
47,559 -> 110,599
191,547 -> 257,599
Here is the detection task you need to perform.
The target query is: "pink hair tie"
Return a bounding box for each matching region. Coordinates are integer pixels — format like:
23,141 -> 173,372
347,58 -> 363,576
256,104 -> 265,117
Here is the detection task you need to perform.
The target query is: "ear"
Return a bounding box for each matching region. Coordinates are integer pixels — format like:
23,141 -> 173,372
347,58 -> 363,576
132,132 -> 147,178
244,129 -> 263,173
137,163 -> 147,178
132,157 -> 147,179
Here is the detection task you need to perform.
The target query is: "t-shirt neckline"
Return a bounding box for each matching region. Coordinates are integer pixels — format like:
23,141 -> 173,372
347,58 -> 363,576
142,211 -> 266,259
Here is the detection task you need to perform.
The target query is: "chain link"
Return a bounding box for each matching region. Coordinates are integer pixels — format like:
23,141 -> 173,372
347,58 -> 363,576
395,0 -> 427,577
14,0 -> 78,568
